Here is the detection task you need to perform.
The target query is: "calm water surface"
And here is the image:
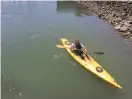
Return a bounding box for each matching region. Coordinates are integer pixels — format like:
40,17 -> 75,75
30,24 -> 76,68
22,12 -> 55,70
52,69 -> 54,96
1,1 -> 132,99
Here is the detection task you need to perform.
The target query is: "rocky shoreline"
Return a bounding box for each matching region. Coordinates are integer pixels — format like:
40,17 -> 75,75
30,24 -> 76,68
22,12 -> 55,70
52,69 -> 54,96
77,1 -> 132,39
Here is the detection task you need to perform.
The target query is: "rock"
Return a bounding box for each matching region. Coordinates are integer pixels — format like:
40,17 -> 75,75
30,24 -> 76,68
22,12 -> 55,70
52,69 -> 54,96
122,12 -> 126,16
124,21 -> 131,27
115,17 -> 122,22
128,27 -> 132,32
129,33 -> 132,37
128,16 -> 132,21
119,32 -> 130,36
115,24 -> 121,30
119,25 -> 128,32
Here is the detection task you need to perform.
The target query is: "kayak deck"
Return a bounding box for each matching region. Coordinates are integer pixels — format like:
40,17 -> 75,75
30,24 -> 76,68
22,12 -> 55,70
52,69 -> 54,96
60,38 -> 122,89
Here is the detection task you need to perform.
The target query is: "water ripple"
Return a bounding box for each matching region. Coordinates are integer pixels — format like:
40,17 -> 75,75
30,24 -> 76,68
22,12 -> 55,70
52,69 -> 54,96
53,53 -> 64,59
68,61 -> 76,66
2,72 -> 24,99
124,38 -> 132,46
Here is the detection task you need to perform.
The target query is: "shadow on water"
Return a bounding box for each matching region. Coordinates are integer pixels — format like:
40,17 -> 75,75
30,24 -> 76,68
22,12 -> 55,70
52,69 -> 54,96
56,1 -> 93,17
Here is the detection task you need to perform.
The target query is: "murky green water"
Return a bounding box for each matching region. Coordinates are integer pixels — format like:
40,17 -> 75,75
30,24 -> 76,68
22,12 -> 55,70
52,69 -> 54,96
1,1 -> 132,99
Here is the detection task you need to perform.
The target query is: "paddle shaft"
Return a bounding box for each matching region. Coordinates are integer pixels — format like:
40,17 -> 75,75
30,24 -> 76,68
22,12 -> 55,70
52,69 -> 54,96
56,45 -> 104,55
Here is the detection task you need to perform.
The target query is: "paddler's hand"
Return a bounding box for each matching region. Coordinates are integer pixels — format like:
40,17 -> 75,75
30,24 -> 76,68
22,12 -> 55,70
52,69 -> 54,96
71,47 -> 76,51
84,49 -> 87,52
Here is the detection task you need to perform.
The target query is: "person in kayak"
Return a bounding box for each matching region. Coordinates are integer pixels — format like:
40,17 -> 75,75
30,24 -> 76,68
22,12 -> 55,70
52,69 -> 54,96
70,39 -> 89,62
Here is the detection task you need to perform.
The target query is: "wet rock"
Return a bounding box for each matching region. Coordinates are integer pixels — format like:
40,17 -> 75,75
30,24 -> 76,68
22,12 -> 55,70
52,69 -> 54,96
120,32 -> 130,36
115,25 -> 121,30
119,25 -> 128,32
124,21 -> 131,27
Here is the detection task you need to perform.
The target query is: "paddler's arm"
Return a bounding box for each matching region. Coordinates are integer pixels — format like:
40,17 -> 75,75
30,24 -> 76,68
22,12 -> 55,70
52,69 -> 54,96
83,48 -> 87,52
81,43 -> 87,52
70,43 -> 76,51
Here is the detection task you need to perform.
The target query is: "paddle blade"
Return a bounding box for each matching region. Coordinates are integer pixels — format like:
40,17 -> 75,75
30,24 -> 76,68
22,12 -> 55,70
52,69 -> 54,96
94,52 -> 104,55
56,45 -> 65,48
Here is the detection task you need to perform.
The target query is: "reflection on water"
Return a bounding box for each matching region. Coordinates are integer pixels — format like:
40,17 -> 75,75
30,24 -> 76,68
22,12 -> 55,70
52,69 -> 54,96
1,1 -> 49,15
56,1 -> 93,17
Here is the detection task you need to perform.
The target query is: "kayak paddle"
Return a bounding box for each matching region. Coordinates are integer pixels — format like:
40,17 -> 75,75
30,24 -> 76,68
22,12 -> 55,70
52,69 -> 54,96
56,45 -> 69,49
56,45 -> 104,55
56,45 -> 90,59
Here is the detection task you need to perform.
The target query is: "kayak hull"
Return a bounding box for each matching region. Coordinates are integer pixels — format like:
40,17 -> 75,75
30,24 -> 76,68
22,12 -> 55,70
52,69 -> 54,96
60,38 -> 122,89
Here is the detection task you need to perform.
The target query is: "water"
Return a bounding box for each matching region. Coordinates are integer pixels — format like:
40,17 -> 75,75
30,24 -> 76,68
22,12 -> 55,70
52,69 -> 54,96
1,1 -> 132,99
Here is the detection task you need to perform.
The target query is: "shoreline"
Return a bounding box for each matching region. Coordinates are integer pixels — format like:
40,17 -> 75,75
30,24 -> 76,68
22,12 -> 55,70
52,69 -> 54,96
77,1 -> 132,39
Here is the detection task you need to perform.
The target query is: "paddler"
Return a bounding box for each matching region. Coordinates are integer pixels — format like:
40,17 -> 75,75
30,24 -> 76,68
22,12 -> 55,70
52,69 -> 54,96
70,39 -> 89,62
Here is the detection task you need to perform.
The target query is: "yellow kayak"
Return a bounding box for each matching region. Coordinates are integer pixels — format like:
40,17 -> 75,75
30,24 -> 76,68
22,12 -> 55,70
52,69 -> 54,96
60,38 -> 122,89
